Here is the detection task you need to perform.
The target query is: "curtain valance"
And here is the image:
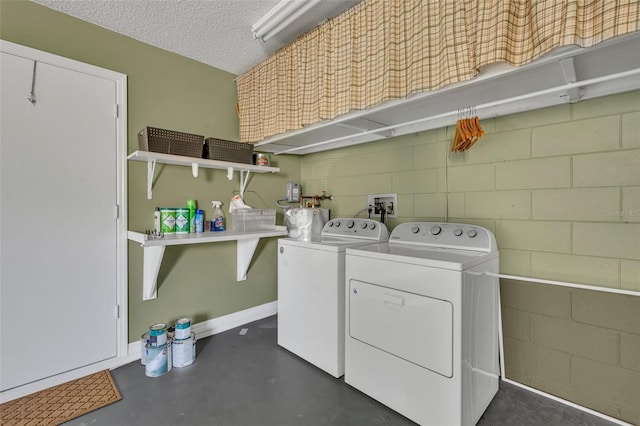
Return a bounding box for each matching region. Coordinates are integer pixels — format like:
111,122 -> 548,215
237,0 -> 639,143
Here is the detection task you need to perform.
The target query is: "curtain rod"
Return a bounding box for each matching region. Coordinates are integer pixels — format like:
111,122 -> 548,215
273,67 -> 640,154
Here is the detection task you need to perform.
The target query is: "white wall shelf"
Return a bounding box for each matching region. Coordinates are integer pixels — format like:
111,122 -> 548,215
127,150 -> 280,199
254,33 -> 640,155
128,227 -> 288,301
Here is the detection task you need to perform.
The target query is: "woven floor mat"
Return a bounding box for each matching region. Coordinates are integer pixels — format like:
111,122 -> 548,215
0,369 -> 122,426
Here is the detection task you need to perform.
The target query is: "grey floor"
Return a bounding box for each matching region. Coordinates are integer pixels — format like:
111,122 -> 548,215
66,316 -> 618,426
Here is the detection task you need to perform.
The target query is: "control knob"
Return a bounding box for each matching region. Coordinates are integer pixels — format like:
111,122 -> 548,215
347,220 -> 355,228
454,228 -> 463,236
334,221 -> 341,227
430,225 -> 442,235
411,226 -> 420,234
361,223 -> 368,229
369,223 -> 376,230
467,229 -> 477,238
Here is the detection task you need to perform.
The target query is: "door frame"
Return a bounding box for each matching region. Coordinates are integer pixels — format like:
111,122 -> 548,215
0,39 -> 128,402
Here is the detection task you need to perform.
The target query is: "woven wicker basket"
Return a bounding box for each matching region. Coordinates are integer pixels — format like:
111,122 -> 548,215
138,126 -> 204,158
204,138 -> 253,164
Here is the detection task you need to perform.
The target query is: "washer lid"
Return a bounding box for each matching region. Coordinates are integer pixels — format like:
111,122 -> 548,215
346,242 -> 498,270
279,236 -> 384,252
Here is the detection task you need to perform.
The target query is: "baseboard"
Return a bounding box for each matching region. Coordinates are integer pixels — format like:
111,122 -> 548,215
502,378 -> 633,426
1,301 -> 278,403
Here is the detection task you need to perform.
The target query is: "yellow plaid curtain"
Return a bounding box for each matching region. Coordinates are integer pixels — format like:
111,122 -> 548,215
237,0 -> 639,143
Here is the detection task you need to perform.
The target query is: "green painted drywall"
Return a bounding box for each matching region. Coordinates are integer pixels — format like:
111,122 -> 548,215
1,0 -> 302,341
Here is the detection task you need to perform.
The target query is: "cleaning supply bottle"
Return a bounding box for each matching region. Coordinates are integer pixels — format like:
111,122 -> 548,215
187,199 -> 197,233
211,201 -> 225,232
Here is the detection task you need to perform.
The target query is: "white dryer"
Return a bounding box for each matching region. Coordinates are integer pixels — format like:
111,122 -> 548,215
278,218 -> 389,378
345,222 -> 500,426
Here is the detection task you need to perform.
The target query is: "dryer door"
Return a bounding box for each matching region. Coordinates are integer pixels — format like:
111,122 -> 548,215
348,280 -> 453,377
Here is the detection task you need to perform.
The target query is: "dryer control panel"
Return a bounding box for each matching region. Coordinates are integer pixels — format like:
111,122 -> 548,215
389,222 -> 496,252
322,219 -> 389,241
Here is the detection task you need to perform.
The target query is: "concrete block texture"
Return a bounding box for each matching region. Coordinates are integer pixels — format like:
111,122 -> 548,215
412,142 -> 445,170
392,169 -> 438,194
571,357 -> 640,414
499,249 -> 531,276
620,332 -> 640,373
500,279 -> 571,318
501,307 -> 530,341
622,112 -> 640,148
504,338 -> 571,385
447,163 -> 495,192
496,157 -> 571,190
573,222 -> 640,260
572,90 -> 640,120
622,186 -> 640,223
529,314 -> 618,365
528,375 -> 635,424
496,220 -> 571,253
465,191 -> 531,220
296,91 -> 640,423
530,252 -> 619,288
532,116 -> 619,157
573,149 -> 640,188
532,188 -> 621,222
621,260 -> 640,291
572,290 -> 640,334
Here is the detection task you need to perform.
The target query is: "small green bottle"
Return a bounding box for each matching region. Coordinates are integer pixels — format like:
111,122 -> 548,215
187,199 -> 197,233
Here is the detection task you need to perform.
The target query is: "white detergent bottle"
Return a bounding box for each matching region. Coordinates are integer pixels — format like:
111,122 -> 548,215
211,201 -> 225,232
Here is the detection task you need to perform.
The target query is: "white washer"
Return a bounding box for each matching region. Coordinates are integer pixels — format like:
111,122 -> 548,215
345,222 -> 500,426
278,218 -> 389,378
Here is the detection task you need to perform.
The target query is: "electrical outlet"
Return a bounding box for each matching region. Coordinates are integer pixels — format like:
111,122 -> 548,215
366,193 -> 397,218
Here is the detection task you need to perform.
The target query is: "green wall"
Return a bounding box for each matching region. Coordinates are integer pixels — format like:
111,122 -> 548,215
0,0 -> 301,340
301,91 -> 640,424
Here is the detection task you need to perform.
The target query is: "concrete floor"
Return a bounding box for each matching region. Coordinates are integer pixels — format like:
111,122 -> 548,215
66,315 -> 619,426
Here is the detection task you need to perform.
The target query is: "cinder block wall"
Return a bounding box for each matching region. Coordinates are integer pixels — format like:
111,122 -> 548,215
301,90 -> 640,424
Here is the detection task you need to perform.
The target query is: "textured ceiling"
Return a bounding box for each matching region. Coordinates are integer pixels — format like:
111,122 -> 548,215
32,0 -> 360,75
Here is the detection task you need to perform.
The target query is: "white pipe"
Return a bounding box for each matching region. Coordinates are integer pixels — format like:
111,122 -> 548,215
502,379 -> 634,426
479,272 -> 640,297
276,67 -> 640,154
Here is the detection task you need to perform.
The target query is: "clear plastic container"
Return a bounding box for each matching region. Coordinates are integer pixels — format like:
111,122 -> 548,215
232,209 -> 276,232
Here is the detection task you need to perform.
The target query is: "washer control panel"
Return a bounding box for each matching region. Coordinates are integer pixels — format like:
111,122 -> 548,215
322,218 -> 389,241
390,222 -> 496,252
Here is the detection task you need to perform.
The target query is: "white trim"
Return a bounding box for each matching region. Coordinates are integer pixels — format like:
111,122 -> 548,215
466,271 -> 640,297
1,301 -> 278,403
128,300 -> 279,360
502,379 -> 634,426
494,273 -> 640,296
0,39 -> 125,80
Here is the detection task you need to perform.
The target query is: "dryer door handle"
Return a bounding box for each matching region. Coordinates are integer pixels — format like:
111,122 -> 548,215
383,293 -> 405,309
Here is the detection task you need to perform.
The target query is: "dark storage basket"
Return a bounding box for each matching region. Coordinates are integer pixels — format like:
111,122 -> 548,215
138,126 -> 204,158
204,138 -> 254,164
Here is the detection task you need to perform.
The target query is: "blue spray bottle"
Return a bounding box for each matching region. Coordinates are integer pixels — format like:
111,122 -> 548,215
211,201 -> 225,232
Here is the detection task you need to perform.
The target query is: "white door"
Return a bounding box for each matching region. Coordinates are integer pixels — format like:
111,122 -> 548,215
0,52 -> 118,390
